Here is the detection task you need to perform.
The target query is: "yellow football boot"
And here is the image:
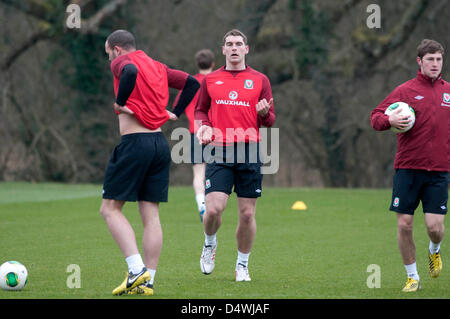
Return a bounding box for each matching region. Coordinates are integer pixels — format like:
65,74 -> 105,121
428,251 -> 442,278
127,282 -> 154,296
112,268 -> 151,296
402,277 -> 420,292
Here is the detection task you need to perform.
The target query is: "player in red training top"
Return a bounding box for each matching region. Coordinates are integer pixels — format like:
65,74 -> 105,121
173,49 -> 215,222
195,29 -> 275,282
370,39 -> 449,292
100,30 -> 199,296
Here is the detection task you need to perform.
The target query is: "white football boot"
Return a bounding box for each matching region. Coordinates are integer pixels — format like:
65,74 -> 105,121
200,243 -> 217,275
235,263 -> 251,282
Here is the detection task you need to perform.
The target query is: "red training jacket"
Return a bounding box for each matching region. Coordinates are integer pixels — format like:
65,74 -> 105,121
370,70 -> 450,172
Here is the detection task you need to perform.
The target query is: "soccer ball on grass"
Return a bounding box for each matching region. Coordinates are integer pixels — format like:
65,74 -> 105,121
0,261 -> 28,291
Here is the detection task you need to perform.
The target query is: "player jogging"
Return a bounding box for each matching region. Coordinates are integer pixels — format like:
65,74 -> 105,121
370,39 -> 449,292
195,29 -> 276,281
100,30 -> 199,296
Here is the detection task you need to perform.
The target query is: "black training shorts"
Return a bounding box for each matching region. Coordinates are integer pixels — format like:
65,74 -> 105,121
390,169 -> 448,215
204,143 -> 262,198
102,132 -> 171,202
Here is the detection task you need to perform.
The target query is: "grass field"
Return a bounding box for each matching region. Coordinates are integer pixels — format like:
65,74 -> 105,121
0,182 -> 448,299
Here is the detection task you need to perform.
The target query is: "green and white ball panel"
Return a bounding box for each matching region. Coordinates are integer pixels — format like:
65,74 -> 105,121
0,261 -> 28,291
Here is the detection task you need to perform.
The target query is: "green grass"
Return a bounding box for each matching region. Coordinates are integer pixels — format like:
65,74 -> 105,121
0,182 -> 448,299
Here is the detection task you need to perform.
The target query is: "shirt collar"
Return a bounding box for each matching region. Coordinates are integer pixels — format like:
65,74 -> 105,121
417,69 -> 442,85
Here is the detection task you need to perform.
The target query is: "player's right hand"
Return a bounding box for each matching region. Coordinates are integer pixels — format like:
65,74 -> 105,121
197,125 -> 213,144
388,107 -> 412,130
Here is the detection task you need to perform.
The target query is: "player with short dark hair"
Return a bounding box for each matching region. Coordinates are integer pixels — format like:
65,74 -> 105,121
195,29 -> 275,281
195,49 -> 215,70
370,39 -> 449,292
106,29 -> 136,51
222,29 -> 248,46
101,29 -> 200,296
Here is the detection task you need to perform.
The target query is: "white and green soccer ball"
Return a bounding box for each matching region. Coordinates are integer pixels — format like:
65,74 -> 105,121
384,101 -> 415,133
0,261 -> 28,291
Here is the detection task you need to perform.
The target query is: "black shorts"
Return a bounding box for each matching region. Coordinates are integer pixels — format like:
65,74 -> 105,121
205,143 -> 262,198
102,132 -> 171,202
190,133 -> 206,164
390,169 -> 448,215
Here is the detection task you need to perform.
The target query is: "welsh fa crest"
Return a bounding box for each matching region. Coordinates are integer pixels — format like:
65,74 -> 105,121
443,93 -> 450,103
244,79 -> 253,89
393,197 -> 400,207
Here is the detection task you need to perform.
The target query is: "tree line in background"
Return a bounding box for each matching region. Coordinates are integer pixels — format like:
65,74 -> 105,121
0,0 -> 448,187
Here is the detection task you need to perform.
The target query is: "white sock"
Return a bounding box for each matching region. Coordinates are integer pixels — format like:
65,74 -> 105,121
125,254 -> 145,274
147,268 -> 156,285
204,232 -> 217,247
196,194 -> 206,212
429,240 -> 441,254
404,262 -> 420,281
236,250 -> 250,268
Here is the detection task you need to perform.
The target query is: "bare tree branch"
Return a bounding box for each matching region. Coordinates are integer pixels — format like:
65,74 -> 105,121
353,0 -> 430,62
378,0 -> 430,55
236,0 -> 277,42
0,0 -> 53,21
330,0 -> 363,23
0,0 -> 128,71
0,26 -> 51,71
48,127 -> 79,183
80,0 -> 128,34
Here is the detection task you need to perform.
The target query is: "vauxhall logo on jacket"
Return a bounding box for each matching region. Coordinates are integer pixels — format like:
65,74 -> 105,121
215,91 -> 251,107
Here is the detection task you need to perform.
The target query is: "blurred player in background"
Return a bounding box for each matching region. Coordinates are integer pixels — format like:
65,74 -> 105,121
173,49 -> 215,222
370,39 -> 449,292
101,29 -> 199,296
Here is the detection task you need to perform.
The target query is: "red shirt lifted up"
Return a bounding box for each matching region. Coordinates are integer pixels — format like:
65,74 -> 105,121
110,50 -> 188,130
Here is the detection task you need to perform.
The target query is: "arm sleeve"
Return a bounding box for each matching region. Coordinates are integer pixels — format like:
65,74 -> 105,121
166,66 -> 189,90
115,64 -> 138,106
172,75 -> 200,117
370,86 -> 403,131
257,75 -> 276,127
194,77 -> 212,127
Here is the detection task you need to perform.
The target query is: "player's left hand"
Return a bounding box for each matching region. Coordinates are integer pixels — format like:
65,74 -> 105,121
256,98 -> 273,116
114,103 -> 134,115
